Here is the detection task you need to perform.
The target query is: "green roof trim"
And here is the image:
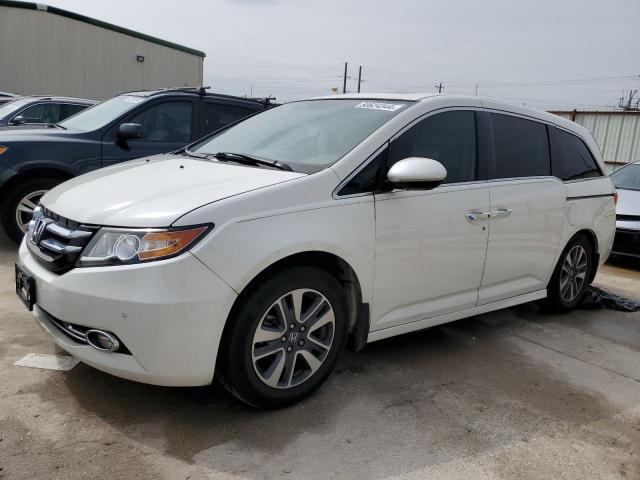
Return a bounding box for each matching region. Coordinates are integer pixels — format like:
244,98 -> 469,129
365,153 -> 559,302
0,0 -> 206,58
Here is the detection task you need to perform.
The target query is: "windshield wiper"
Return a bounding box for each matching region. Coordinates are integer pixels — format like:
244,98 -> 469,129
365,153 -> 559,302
210,152 -> 293,171
47,123 -> 67,130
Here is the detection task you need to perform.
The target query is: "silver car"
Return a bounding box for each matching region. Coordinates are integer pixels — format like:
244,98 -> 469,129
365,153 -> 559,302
611,160 -> 640,258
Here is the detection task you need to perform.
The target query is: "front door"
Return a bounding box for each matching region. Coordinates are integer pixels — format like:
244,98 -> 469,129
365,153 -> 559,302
371,110 -> 490,331
101,100 -> 196,167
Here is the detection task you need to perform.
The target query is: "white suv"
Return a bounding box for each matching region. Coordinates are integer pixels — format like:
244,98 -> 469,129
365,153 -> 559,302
16,94 -> 616,408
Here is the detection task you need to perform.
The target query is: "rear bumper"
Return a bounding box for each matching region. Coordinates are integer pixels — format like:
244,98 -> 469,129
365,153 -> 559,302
18,240 -> 237,386
611,224 -> 640,258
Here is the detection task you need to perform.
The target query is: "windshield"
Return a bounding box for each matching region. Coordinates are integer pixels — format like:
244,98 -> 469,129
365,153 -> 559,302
59,95 -> 146,131
611,163 -> 640,191
190,99 -> 410,173
0,98 -> 31,118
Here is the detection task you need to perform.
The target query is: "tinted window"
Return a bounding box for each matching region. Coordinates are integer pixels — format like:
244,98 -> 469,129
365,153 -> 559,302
488,113 -> 550,179
129,101 -> 192,143
59,103 -> 88,120
387,110 -> 476,184
549,127 -> 601,181
610,163 -> 640,191
339,147 -> 388,195
40,103 -> 60,123
205,103 -> 254,134
17,103 -> 44,123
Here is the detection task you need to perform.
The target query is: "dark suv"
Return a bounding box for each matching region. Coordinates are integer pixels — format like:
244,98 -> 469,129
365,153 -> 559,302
0,96 -> 96,127
0,88 -> 274,242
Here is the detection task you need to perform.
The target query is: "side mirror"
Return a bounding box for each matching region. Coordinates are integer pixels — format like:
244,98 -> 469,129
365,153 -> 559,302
10,115 -> 25,125
116,123 -> 144,141
387,157 -> 447,190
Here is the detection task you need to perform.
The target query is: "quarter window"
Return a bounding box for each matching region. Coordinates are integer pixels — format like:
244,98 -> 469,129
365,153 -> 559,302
549,127 -> 601,181
339,147 -> 388,195
128,101 -> 192,143
488,113 -> 550,179
388,111 -> 477,184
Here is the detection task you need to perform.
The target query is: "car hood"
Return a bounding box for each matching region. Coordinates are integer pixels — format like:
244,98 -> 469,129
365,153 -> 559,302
616,188 -> 640,216
42,154 -> 305,227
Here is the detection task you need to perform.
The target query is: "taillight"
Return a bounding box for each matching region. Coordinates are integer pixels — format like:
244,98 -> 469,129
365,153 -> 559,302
614,191 -> 618,206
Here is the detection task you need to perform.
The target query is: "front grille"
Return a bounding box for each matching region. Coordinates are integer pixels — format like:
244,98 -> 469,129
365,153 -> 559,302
617,214 -> 640,222
612,228 -> 640,257
26,208 -> 97,273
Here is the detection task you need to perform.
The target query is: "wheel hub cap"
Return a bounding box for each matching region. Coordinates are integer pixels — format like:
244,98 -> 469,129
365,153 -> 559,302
251,288 -> 335,389
16,189 -> 48,234
559,245 -> 588,303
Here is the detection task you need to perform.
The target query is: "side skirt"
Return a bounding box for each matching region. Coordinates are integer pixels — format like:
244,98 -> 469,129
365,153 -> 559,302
366,290 -> 547,343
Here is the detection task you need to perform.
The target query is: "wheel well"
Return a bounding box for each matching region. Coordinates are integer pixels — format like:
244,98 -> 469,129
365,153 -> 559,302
572,229 -> 599,284
234,251 -> 363,331
216,251 -> 365,374
0,168 -> 72,202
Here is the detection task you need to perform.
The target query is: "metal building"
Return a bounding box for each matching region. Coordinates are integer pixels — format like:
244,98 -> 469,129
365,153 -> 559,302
550,110 -> 640,173
0,1 -> 205,100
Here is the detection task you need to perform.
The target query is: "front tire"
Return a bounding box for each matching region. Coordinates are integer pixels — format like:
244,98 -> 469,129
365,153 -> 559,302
218,267 -> 348,409
1,178 -> 62,243
544,234 -> 593,312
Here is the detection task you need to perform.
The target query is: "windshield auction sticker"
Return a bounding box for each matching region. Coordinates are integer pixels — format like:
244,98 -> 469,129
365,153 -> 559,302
355,101 -> 405,112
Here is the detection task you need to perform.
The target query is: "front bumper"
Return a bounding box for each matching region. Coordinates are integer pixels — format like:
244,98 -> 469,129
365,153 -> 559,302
611,220 -> 640,258
18,240 -> 237,386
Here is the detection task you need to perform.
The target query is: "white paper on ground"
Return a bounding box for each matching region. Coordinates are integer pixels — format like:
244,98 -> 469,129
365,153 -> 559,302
14,353 -> 80,371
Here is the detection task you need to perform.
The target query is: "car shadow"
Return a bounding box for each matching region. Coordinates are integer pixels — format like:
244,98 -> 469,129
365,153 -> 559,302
23,304 -> 625,479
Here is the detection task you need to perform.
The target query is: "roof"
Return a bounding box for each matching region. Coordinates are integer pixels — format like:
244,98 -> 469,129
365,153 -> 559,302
309,92 -> 436,101
22,95 -> 96,103
118,87 -> 274,106
0,0 -> 206,58
549,110 -> 640,116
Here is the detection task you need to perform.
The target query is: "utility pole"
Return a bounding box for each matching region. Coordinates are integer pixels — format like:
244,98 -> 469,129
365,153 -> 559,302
343,62 -> 348,94
435,82 -> 444,94
475,84 -> 478,96
357,65 -> 362,93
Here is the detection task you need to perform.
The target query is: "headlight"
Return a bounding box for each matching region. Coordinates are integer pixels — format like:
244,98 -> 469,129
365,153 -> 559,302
78,224 -> 211,267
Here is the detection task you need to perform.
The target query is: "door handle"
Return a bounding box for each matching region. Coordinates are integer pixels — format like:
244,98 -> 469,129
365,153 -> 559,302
465,211 -> 490,223
489,208 -> 512,219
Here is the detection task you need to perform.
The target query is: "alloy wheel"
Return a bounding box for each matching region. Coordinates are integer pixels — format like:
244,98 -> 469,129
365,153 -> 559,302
251,288 -> 335,389
15,189 -> 48,233
559,244 -> 588,303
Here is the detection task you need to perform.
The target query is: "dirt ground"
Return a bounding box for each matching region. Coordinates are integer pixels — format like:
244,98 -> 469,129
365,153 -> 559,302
1,231 -> 639,480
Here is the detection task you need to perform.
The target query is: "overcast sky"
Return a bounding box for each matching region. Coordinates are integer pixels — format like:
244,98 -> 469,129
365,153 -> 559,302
46,0 -> 640,110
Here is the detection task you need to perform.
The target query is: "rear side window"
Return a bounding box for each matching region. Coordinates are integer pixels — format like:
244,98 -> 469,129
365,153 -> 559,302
488,113 -> 550,179
388,110 -> 477,184
59,103 -> 87,120
549,127 -> 601,181
205,103 -> 255,134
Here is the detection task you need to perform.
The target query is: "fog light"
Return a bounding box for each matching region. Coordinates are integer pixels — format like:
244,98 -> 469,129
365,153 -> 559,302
85,329 -> 120,352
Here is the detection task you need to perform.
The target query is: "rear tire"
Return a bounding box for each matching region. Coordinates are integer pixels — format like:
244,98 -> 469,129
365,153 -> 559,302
543,234 -> 594,312
218,267 -> 348,409
1,177 -> 62,243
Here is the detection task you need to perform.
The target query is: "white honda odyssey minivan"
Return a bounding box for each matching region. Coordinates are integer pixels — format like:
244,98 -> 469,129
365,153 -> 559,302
16,94 -> 616,408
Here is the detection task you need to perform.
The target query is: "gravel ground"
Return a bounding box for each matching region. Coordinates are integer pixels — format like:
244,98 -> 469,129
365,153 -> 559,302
1,231 -> 639,480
